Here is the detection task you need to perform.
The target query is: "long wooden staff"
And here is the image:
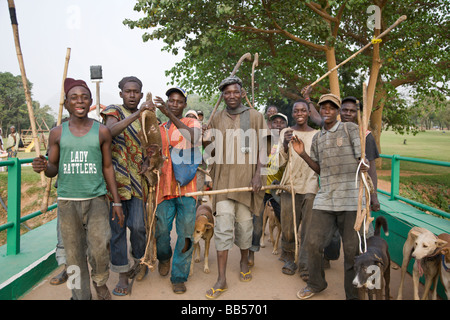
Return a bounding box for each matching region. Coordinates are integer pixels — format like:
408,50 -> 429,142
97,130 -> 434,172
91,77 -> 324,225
287,147 -> 299,264
8,0 -> 45,186
251,53 -> 259,107
41,48 -> 71,213
206,52 -> 252,128
354,83 -> 374,234
185,184 -> 291,197
309,15 -> 407,88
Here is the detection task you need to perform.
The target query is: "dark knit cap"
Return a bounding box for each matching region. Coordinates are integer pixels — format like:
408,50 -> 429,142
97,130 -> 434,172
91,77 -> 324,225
118,76 -> 142,90
64,78 -> 91,97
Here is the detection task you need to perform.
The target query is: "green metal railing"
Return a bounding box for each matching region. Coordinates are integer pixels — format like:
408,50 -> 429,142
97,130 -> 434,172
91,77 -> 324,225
0,155 -> 449,257
379,154 -> 450,220
0,157 -> 57,256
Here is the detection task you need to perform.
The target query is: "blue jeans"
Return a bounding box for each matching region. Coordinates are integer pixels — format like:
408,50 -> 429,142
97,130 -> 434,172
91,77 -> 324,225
155,196 -> 196,284
109,196 -> 146,273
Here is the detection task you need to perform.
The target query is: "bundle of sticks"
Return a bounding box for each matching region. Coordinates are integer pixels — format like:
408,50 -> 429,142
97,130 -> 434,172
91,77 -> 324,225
354,83 -> 374,234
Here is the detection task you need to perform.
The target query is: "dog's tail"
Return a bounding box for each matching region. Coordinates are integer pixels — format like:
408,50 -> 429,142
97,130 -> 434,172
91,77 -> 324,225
374,216 -> 389,237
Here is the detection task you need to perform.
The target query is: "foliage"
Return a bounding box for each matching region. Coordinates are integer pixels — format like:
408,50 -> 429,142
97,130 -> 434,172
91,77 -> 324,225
0,72 -> 55,137
124,0 -> 449,133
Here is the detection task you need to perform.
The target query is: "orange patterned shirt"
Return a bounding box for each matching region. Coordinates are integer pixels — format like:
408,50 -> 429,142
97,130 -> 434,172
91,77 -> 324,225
156,118 -> 201,204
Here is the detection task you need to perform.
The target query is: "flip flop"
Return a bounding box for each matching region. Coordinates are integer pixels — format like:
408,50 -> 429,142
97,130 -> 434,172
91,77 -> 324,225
112,285 -> 128,296
205,287 -> 228,300
239,270 -> 252,282
50,269 -> 68,285
282,260 -> 298,275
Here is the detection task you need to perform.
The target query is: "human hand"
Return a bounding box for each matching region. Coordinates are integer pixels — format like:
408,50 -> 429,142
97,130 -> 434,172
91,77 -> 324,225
112,206 -> 124,228
32,155 -> 47,173
291,135 -> 305,156
154,96 -> 170,117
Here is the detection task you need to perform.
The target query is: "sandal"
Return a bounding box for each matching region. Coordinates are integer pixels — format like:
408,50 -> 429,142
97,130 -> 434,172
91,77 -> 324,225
205,287 -> 228,300
239,270 -> 252,282
297,286 -> 315,300
93,283 -> 112,300
112,285 -> 128,296
281,260 -> 298,275
50,268 -> 68,285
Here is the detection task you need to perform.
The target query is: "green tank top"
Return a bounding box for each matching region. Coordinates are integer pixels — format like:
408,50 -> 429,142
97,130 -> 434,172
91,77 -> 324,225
57,120 -> 107,199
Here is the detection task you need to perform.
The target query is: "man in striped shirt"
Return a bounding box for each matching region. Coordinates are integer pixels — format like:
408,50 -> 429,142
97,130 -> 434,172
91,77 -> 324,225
290,93 -> 368,300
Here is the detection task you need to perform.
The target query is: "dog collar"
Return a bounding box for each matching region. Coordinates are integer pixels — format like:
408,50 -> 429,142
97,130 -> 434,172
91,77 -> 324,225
443,255 -> 450,273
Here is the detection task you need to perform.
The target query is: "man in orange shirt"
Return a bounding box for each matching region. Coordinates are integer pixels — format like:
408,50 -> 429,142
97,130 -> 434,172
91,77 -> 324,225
153,87 -> 201,294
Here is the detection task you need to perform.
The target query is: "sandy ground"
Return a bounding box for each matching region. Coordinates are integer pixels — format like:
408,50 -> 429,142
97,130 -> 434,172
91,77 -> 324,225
22,197 -> 424,302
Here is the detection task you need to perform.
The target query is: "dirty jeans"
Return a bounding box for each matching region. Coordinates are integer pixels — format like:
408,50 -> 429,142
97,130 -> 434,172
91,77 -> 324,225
305,209 -> 359,300
58,196 -> 111,300
109,196 -> 146,273
155,196 -> 196,284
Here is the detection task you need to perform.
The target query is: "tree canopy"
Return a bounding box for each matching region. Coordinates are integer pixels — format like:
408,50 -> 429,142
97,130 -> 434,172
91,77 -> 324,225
124,0 -> 449,140
0,72 -> 55,137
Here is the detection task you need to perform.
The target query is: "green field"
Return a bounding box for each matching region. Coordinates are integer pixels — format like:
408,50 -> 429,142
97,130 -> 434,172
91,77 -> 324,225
378,130 -> 449,213
380,130 -> 450,162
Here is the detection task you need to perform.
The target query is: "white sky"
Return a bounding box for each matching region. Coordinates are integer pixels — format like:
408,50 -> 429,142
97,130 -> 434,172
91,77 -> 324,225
1,0 -> 183,117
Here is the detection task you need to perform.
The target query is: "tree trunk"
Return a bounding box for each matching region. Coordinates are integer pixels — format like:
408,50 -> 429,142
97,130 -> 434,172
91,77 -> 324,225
325,46 -> 340,98
369,83 -> 386,169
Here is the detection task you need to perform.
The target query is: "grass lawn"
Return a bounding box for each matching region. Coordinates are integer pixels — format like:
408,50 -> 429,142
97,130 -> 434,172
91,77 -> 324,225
380,129 -> 450,162
378,130 -> 450,213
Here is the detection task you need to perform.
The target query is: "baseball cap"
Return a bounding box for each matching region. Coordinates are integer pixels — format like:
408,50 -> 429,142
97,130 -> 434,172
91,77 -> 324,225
318,93 -> 341,109
342,96 -> 362,110
166,87 -> 188,100
270,113 -> 288,123
185,110 -> 199,119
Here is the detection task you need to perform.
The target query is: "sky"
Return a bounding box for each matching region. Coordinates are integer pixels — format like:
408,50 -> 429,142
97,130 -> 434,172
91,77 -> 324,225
1,0 -> 183,117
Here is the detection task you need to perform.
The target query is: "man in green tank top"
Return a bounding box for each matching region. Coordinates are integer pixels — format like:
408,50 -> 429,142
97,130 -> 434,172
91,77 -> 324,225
32,78 -> 124,300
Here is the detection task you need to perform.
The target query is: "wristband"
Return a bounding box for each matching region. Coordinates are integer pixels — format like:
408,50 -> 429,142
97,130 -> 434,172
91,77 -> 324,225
112,202 -> 122,207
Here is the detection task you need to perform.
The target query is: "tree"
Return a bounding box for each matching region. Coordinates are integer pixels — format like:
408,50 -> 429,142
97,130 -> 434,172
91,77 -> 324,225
0,72 -> 55,136
124,0 -> 449,154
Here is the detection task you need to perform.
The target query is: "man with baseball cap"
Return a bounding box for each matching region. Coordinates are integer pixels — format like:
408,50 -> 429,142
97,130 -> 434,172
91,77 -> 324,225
291,92 -> 367,300
152,86 -> 201,294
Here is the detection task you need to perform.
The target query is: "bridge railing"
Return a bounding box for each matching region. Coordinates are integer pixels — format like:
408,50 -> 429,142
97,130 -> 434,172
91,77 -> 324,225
0,155 -> 449,257
0,157 -> 57,256
379,154 -> 450,220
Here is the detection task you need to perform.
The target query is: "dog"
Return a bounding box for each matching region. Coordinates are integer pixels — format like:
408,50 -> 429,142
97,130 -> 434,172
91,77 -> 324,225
189,204 -> 214,276
352,216 -> 391,300
438,233 -> 450,299
260,201 -> 281,255
397,227 -> 448,300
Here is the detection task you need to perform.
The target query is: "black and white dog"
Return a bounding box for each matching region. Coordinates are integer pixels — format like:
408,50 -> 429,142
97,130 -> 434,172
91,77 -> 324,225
352,216 -> 390,300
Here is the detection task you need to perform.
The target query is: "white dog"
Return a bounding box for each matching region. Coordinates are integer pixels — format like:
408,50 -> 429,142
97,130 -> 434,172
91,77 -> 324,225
397,227 -> 447,300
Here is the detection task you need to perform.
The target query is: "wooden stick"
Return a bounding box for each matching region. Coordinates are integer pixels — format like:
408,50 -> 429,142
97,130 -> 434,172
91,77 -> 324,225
185,184 -> 291,197
354,83 -> 374,232
288,147 -> 299,264
41,48 -> 71,213
8,0 -> 45,186
206,52 -> 252,128
251,53 -> 259,107
310,15 -> 407,88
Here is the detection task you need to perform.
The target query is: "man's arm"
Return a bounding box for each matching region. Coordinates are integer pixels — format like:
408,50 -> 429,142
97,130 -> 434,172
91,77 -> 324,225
99,125 -> 124,227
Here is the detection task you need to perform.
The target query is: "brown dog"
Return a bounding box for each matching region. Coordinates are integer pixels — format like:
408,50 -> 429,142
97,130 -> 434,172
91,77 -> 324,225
189,204 -> 214,276
260,201 -> 281,255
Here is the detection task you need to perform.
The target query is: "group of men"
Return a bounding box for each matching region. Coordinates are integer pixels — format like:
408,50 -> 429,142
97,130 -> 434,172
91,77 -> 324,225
31,72 -> 380,300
